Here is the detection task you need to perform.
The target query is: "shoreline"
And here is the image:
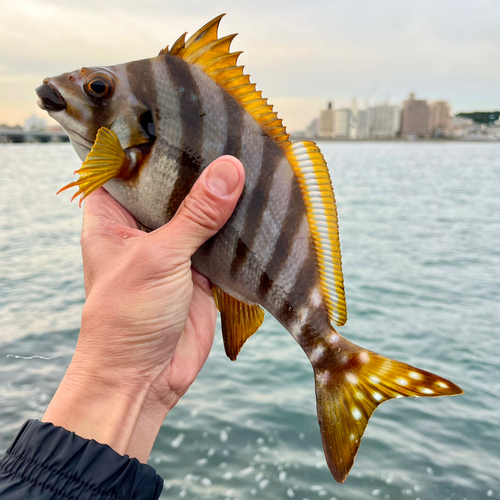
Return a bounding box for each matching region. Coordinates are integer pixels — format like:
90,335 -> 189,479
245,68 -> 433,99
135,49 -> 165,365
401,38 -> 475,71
290,136 -> 500,143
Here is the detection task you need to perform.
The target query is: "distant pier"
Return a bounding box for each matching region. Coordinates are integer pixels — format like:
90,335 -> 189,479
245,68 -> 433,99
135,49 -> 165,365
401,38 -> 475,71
0,129 -> 70,144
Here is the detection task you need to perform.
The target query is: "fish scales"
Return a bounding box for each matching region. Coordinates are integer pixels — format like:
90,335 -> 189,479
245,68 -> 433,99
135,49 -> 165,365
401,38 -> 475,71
36,14 -> 463,484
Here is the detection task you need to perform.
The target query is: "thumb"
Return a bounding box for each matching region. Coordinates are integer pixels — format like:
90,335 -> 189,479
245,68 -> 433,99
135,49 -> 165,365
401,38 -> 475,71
151,155 -> 245,258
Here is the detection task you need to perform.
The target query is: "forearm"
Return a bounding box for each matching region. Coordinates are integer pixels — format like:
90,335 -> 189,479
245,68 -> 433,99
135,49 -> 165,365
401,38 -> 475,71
42,357 -> 151,456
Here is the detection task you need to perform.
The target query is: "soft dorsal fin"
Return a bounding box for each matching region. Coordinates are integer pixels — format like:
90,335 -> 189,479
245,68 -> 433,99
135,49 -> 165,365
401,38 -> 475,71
164,14 -> 290,147
213,285 -> 265,361
284,141 -> 347,326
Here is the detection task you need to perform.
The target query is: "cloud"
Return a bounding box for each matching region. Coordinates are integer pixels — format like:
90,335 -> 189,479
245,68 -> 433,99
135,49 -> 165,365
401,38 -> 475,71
1,0 -> 499,128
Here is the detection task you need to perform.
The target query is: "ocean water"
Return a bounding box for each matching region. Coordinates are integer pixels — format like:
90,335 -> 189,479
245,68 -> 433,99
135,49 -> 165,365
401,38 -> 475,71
0,141 -> 499,499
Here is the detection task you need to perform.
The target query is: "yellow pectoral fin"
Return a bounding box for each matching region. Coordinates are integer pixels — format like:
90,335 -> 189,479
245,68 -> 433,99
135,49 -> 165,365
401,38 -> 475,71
58,127 -> 127,206
212,286 -> 265,361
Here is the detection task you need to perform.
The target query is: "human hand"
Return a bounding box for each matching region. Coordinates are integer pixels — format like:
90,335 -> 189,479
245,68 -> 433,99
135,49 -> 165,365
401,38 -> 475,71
42,156 -> 245,460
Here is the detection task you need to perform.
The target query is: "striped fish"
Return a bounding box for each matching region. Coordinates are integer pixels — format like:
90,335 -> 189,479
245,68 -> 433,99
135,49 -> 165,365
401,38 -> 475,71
35,15 -> 462,483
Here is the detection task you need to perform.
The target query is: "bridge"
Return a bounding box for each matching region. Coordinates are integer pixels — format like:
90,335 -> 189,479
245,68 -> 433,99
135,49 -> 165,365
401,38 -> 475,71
0,129 -> 70,144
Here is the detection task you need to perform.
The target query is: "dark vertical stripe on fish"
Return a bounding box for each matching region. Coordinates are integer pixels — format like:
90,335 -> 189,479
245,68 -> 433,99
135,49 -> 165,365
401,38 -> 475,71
258,179 -> 304,298
222,91 -> 243,157
165,56 -> 205,219
200,91 -> 244,258
126,59 -> 158,116
280,257 -> 317,326
230,140 -> 281,275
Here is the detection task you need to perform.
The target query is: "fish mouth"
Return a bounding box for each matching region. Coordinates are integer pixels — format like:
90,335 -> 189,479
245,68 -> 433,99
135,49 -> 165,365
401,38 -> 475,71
35,82 -> 66,112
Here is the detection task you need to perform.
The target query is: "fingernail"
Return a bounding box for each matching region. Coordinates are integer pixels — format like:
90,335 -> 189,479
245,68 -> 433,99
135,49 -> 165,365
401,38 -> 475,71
206,160 -> 240,196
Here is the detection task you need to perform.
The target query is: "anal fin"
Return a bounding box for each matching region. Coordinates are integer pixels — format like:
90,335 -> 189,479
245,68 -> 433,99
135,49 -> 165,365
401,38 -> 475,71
212,286 -> 265,361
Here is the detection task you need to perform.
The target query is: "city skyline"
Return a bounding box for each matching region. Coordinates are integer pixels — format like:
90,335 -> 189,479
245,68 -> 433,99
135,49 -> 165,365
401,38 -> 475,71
2,93 -> 497,137
1,0 -> 499,131
296,94 -> 500,140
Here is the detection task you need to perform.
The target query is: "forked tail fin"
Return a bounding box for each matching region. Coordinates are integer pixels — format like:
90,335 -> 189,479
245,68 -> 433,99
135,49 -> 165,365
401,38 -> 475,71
312,334 -> 463,483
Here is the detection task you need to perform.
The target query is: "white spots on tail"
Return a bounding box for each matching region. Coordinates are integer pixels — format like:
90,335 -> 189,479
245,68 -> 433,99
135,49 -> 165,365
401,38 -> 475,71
311,287 -> 322,307
369,375 -> 381,384
373,392 -> 383,402
436,381 -> 449,388
316,370 -> 331,386
310,345 -> 325,364
352,407 -> 362,421
326,329 -> 340,345
345,372 -> 358,384
359,351 -> 370,364
350,433 -> 356,441
409,371 -> 423,380
422,388 -> 434,394
298,307 -> 310,328
396,377 -> 408,386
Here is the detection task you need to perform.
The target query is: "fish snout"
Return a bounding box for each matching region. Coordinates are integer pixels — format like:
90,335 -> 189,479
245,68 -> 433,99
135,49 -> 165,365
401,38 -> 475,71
36,82 -> 66,112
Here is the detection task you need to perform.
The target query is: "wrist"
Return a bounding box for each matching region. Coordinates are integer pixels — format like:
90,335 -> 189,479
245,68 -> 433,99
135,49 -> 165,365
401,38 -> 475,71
42,357 -> 151,456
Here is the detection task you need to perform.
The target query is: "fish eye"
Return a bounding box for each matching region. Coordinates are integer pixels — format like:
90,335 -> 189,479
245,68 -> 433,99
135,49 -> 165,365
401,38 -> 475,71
84,73 -> 114,99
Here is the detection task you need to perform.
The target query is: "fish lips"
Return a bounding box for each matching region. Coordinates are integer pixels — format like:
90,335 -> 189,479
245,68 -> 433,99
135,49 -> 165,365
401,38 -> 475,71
36,83 -> 66,112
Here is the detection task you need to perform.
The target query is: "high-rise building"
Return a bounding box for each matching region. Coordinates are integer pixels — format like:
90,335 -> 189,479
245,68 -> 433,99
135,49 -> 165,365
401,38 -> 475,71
334,109 -> 351,138
429,101 -> 451,137
367,104 -> 400,138
356,110 -> 369,139
305,118 -> 319,137
350,99 -> 359,139
401,93 -> 430,138
319,102 -> 335,138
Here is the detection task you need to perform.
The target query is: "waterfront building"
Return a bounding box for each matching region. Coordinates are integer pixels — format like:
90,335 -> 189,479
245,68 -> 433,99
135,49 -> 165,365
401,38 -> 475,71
429,101 -> 451,137
319,102 -> 335,138
449,116 -> 475,139
334,109 -> 352,138
367,103 -> 400,138
305,117 -> 319,138
356,109 -> 369,139
24,115 -> 47,132
401,93 -> 430,138
349,99 -> 359,139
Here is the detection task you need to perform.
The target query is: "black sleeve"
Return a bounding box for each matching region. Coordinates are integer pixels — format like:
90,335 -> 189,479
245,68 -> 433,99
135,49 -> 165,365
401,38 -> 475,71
0,420 -> 163,500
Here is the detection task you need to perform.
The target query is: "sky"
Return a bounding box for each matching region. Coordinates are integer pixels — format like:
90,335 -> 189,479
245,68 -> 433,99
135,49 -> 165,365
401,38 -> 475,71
0,0 -> 499,132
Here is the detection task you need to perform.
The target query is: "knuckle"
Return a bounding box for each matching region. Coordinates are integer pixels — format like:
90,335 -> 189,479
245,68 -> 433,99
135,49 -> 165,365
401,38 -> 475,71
181,194 -> 222,232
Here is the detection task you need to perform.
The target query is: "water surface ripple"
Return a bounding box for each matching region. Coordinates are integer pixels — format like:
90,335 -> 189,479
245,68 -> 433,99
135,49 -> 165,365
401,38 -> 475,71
0,142 -> 498,499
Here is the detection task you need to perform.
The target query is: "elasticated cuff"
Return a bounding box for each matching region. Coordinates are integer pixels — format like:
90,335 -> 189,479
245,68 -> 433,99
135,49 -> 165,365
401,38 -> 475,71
0,420 -> 163,500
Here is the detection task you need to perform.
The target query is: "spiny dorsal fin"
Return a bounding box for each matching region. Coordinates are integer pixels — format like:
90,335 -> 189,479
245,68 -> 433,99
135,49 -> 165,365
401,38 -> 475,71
284,140 -> 347,326
213,285 -> 265,361
165,14 -> 290,147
